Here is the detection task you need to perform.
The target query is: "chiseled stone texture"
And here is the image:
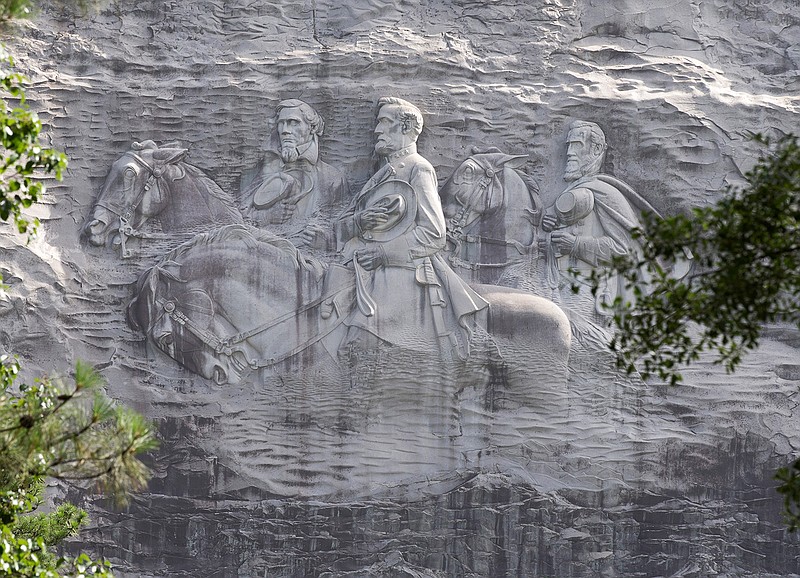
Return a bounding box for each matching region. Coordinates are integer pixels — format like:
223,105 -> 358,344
72,477 -> 800,577
7,0 -> 800,575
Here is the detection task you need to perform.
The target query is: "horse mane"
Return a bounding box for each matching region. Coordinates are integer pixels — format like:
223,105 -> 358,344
179,164 -> 243,223
158,224 -> 323,275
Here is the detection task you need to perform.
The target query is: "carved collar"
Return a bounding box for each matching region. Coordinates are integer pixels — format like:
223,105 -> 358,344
383,143 -> 417,164
293,139 -> 319,165
272,136 -> 320,166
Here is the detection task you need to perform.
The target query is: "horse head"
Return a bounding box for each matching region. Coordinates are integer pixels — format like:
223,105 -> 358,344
82,140 -> 188,252
441,148 -> 531,224
441,149 -> 542,285
128,224 -> 326,385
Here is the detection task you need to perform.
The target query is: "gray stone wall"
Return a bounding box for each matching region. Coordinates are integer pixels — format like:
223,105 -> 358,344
7,0 -> 800,575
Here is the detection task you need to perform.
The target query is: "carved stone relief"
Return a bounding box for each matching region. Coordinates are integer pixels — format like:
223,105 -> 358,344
239,99 -> 349,256
441,149 -> 543,291
16,0 -> 800,573
74,91 -> 695,497
540,122 -> 653,325
82,140 -> 243,259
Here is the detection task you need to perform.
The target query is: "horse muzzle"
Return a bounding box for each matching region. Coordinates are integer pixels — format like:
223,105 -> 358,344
81,214 -> 117,247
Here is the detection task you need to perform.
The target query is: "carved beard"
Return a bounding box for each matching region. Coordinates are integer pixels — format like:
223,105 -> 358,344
280,146 -> 300,163
564,155 -> 603,182
563,162 -> 583,182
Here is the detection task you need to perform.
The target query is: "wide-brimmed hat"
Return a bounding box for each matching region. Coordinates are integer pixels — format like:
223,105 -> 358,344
357,179 -> 417,242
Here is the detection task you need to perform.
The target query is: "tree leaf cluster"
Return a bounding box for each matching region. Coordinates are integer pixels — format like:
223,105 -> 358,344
0,46 -> 156,575
0,46 -> 67,234
593,135 -> 800,385
0,0 -> 100,25
588,134 -> 800,528
0,357 -> 157,576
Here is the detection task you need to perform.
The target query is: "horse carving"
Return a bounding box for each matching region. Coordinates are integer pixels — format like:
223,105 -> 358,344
128,224 -> 339,385
440,149 -> 543,290
128,224 -> 570,391
81,141 -> 242,257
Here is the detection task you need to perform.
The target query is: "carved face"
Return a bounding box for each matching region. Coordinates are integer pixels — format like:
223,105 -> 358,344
564,127 -> 595,182
277,107 -> 313,150
374,105 -> 413,156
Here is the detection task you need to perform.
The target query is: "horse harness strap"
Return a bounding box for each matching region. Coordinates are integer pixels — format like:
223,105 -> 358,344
155,296 -> 226,353
448,169 -> 493,241
155,283 -> 355,368
448,253 -> 528,271
447,164 -> 534,266
254,315 -> 346,367
110,152 -> 169,257
226,283 -> 354,345
447,231 -> 537,270
446,162 -> 544,270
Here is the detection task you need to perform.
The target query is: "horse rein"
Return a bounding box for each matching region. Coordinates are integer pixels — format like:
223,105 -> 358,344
447,163 -> 494,243
446,161 -> 536,270
96,151 -> 171,258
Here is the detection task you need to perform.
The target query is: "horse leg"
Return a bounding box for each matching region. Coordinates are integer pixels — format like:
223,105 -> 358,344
470,284 -> 573,479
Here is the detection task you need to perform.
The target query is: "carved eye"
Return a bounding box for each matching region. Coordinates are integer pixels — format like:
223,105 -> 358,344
452,161 -> 480,186
459,164 -> 477,184
124,167 -> 136,182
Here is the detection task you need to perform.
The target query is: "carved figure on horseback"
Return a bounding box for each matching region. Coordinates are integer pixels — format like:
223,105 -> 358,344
126,98 -> 571,392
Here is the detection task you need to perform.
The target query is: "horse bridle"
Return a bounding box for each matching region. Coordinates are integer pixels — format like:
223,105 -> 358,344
447,159 -> 496,243
446,159 -> 534,270
95,151 -> 171,258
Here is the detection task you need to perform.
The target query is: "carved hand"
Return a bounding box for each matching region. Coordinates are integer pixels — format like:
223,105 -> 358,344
550,230 -> 577,255
541,213 -> 558,232
359,207 -> 390,231
298,224 -> 326,249
537,235 -> 550,254
355,248 -> 387,271
523,207 -> 541,227
277,200 -> 297,224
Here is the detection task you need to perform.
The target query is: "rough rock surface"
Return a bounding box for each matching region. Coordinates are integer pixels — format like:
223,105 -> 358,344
5,0 -> 800,575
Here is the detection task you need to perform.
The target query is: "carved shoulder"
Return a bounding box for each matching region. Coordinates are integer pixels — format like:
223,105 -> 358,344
407,156 -> 437,185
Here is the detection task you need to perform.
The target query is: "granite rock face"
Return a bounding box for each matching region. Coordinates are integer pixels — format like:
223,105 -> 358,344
7,0 -> 800,575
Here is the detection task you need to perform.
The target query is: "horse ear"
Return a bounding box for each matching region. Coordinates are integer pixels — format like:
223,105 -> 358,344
496,154 -> 528,169
471,146 -> 504,155
163,163 -> 187,181
132,140 -> 158,151
153,148 -> 189,164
